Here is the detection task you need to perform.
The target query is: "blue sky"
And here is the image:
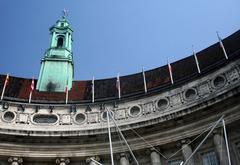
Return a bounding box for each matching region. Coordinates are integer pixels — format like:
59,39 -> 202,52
0,0 -> 239,80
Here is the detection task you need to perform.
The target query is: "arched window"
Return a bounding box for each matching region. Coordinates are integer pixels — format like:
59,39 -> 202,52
57,37 -> 64,48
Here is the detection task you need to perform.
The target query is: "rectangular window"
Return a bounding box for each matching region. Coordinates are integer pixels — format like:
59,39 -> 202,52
167,160 -> 183,165
202,151 -> 219,165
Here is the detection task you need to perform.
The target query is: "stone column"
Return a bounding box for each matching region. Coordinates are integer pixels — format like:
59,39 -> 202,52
56,158 -> 70,165
150,148 -> 161,165
181,139 -> 194,165
213,130 -> 228,165
119,153 -> 129,165
86,156 -> 100,165
8,157 -> 23,165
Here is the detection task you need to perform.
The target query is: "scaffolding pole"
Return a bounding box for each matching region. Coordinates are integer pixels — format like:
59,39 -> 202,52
222,119 -> 232,165
90,158 -> 103,165
107,109 -> 140,165
107,111 -> 115,165
183,116 -> 224,165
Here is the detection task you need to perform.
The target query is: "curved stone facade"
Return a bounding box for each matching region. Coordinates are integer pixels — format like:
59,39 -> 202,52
0,30 -> 240,164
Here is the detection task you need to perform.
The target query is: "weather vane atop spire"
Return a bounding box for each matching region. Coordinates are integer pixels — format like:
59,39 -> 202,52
62,9 -> 69,18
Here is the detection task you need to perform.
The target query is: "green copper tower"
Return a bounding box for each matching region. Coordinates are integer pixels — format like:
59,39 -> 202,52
37,15 -> 74,92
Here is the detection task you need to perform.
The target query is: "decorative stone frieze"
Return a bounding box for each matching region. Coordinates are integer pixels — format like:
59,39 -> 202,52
156,98 -> 169,110
74,113 -> 87,124
128,106 -> 142,117
226,68 -> 239,82
184,88 -> 198,100
2,111 -> 16,123
197,82 -> 210,96
0,61 -> 239,137
142,102 -> 155,114
212,75 -> 226,89
60,114 -> 72,125
170,94 -> 182,106
87,112 -> 99,123
32,113 -> 59,125
114,108 -> 126,120
17,113 -> 29,124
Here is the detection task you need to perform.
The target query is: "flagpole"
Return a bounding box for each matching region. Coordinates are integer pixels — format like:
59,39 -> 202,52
1,83 -> 7,100
92,76 -> 95,103
192,45 -> 201,74
65,86 -> 68,104
28,92 -> 32,103
29,78 -> 34,103
216,31 -> 228,60
1,74 -> 9,100
117,73 -> 121,99
142,67 -> 147,93
167,60 -> 174,84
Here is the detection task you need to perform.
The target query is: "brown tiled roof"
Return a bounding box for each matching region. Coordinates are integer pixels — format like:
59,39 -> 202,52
1,30 -> 240,103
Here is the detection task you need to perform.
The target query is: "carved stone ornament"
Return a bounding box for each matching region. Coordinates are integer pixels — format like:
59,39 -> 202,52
8,157 -> 23,165
56,158 -> 70,165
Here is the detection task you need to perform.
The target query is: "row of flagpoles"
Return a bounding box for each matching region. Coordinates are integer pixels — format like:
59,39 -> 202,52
1,32 -> 229,104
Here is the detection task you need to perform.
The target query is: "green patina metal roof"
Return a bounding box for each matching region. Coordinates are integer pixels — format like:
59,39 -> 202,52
36,16 -> 74,92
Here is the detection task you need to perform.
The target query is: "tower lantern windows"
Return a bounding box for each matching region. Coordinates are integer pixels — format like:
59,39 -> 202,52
57,36 -> 64,48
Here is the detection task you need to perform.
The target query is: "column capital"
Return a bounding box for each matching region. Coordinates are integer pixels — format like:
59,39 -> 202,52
145,147 -> 161,155
177,138 -> 191,147
116,152 -> 130,160
8,157 -> 23,164
56,158 -> 70,165
86,156 -> 100,163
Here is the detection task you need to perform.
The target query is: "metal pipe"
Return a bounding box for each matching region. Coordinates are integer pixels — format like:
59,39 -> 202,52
183,116 -> 224,165
90,158 -> 103,165
107,109 -> 140,165
107,111 -> 115,165
222,119 -> 232,165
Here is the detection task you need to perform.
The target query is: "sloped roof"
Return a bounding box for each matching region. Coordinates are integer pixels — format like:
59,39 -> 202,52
1,30 -> 240,103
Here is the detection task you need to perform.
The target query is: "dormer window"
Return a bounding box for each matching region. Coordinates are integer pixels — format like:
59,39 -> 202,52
57,37 -> 64,48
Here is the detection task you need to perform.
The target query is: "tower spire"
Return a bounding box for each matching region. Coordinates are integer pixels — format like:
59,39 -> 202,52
36,15 -> 74,92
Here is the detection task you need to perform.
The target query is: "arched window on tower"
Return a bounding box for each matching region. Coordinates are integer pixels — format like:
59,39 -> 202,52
57,37 -> 64,48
